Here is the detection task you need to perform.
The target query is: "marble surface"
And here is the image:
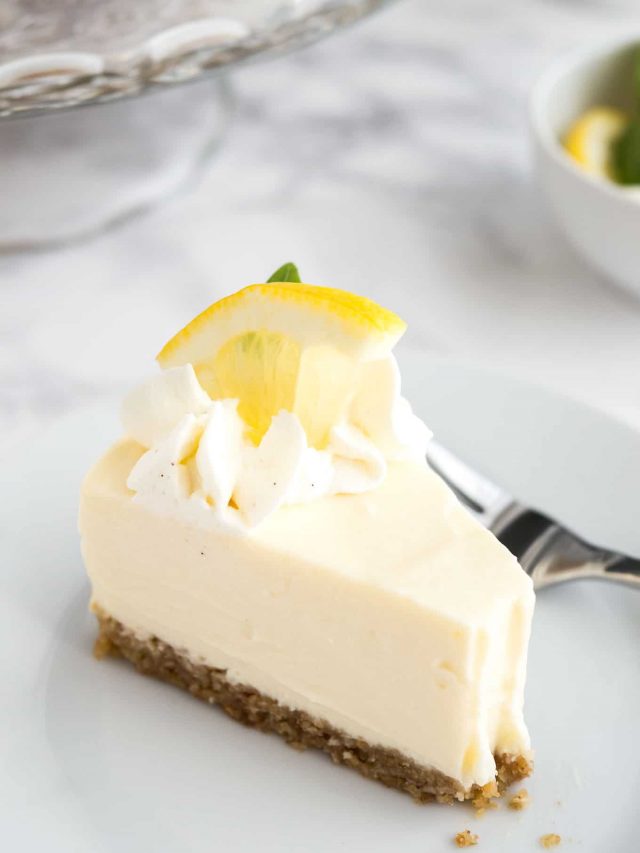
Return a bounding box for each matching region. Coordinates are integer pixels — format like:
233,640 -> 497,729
2,0 -> 640,451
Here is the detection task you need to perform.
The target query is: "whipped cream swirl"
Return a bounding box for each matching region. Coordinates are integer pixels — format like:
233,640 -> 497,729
122,358 -> 431,532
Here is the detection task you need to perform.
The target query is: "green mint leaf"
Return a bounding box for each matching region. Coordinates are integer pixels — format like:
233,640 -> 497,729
266,262 -> 301,283
612,118 -> 640,184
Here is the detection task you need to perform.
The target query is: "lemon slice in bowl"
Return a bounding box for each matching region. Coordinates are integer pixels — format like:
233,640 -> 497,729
563,107 -> 627,178
157,279 -> 406,447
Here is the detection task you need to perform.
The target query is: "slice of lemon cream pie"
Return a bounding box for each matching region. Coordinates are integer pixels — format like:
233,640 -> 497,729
80,266 -> 534,803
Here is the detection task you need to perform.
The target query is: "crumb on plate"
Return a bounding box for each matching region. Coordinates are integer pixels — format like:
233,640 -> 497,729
93,632 -> 114,660
472,793 -> 498,815
454,829 -> 479,848
540,834 -> 561,848
508,788 -> 530,810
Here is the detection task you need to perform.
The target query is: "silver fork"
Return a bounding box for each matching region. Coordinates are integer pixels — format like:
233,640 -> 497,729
426,442 -> 640,591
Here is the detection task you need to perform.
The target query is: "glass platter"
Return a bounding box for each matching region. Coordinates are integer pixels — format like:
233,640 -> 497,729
0,0 -> 391,117
0,0 -> 392,249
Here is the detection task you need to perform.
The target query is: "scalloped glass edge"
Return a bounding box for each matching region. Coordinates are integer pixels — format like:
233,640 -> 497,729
0,0 -> 392,118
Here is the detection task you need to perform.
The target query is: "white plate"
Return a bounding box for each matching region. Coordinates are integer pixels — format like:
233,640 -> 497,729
2,390 -> 640,851
401,349 -> 640,558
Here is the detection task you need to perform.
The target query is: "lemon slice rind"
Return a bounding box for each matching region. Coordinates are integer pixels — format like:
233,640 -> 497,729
156,281 -> 406,447
157,282 -> 406,368
563,107 -> 627,179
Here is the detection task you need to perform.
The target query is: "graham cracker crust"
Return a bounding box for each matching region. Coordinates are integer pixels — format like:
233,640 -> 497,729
94,608 -> 532,804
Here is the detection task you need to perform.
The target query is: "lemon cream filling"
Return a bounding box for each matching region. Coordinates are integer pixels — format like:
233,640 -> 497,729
82,442 -> 534,790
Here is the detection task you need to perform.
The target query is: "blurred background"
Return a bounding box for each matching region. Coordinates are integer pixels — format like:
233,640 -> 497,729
2,0 -> 640,450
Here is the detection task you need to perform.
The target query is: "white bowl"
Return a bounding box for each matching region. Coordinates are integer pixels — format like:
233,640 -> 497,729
531,34 -> 640,296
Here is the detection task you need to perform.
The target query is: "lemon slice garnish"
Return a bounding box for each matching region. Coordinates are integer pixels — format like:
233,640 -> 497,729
564,107 -> 627,178
157,281 -> 406,447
